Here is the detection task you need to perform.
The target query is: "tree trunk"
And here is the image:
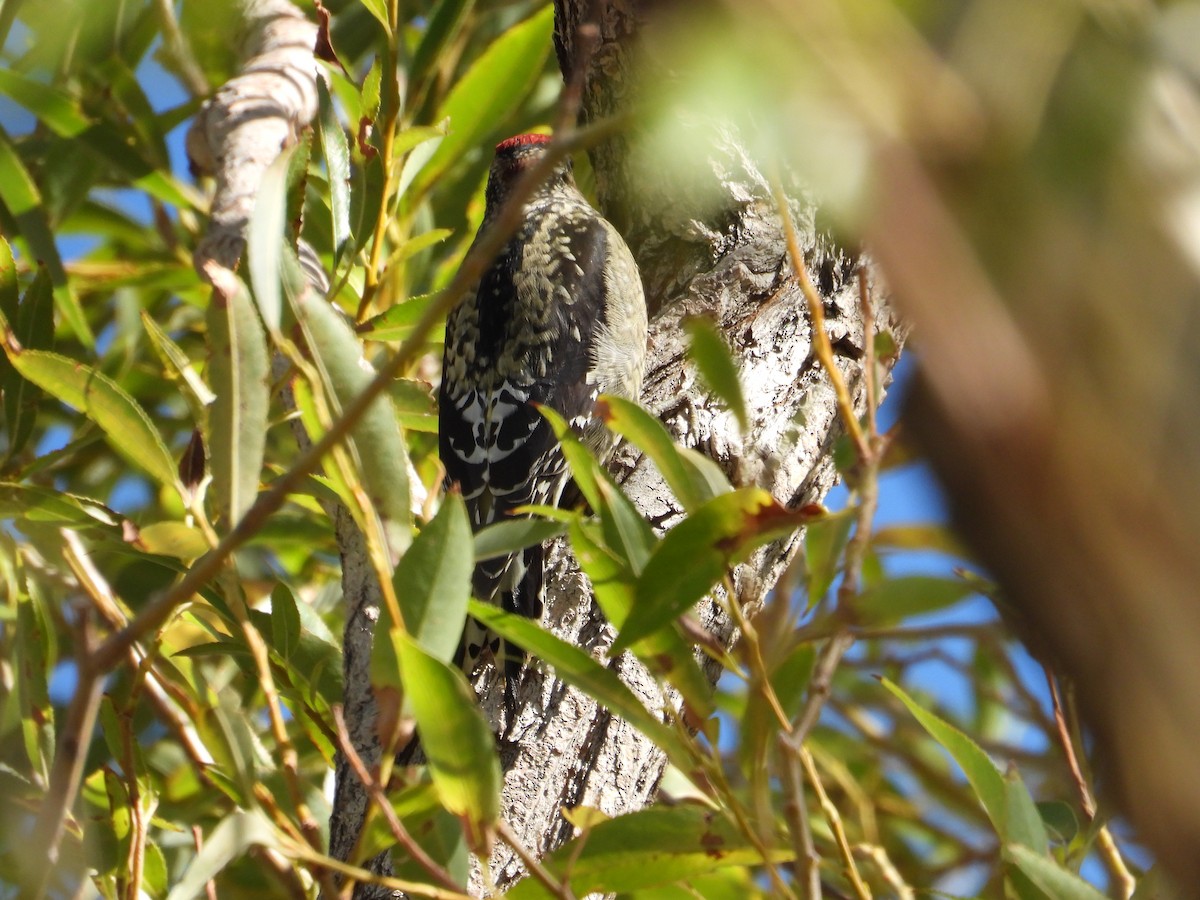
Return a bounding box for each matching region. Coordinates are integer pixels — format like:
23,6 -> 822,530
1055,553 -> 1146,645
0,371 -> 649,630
476,0 -> 904,890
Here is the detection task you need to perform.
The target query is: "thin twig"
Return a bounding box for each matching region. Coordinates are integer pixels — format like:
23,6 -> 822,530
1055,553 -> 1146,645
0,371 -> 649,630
285,839 -> 474,900
799,746 -> 872,900
854,844 -> 914,900
1046,669 -> 1135,898
331,706 -> 463,893
1046,668 -> 1094,817
774,181 -> 869,462
60,531 -> 217,785
227,573 -> 340,900
118,675 -> 151,900
780,738 -> 821,899
724,575 -> 790,731
771,190 -> 887,899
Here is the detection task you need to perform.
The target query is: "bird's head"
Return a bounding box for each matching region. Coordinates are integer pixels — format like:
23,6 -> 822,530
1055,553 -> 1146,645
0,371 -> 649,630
484,133 -> 576,213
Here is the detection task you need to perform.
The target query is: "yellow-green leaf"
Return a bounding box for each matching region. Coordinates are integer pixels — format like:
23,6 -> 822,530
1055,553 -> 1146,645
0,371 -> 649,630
615,488 -> 810,653
394,494 -> 472,663
206,266 -> 269,524
507,806 -> 792,899
3,348 -> 178,489
135,522 -> 210,561
395,632 -> 499,852
291,261 -> 412,554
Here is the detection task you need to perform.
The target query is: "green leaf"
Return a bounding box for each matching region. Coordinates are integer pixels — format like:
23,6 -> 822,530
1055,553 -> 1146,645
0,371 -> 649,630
246,149 -> 293,334
568,518 -> 714,720
3,265 -> 53,459
349,151 -> 386,258
290,252 -> 411,553
206,266 -> 269,524
684,317 -> 747,433
540,404 -> 656,573
389,227 -> 451,265
0,236 -> 16,324
269,584 -> 302,662
409,6 -> 554,198
598,394 -> 718,512
396,131 -> 444,200
882,678 -> 1047,850
15,590 -> 53,781
134,522 -> 209,560
1004,845 -> 1108,900
507,806 -> 792,899
852,575 -> 975,627
1004,764 -> 1050,854
473,518 -> 566,562
468,601 -> 697,772
395,632 -> 500,851
249,606 -> 343,707
103,767 -> 133,858
389,376 -> 437,432
0,482 -> 119,528
2,348 -> 178,489
615,488 -> 808,653
290,375 -> 356,512
357,0 -> 391,34
393,493 -> 472,662
359,291 -> 436,341
140,309 -> 215,427
361,57 -> 382,120
0,68 -> 89,136
317,78 -> 352,264
143,842 -> 169,900
871,523 -> 968,558
1035,800 -> 1079,843
678,447 -> 734,499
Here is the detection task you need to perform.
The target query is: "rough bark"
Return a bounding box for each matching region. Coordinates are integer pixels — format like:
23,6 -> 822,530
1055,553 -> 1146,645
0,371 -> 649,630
476,0 -> 904,890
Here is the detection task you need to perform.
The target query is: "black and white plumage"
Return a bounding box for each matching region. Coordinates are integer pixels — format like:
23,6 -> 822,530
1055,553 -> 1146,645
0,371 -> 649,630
439,133 -> 647,712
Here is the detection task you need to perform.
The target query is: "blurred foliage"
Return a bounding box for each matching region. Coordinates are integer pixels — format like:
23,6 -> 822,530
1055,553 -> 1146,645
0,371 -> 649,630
0,0 -> 1191,897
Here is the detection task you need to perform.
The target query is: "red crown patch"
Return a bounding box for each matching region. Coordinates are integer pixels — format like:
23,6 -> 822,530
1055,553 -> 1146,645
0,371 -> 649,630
495,133 -> 553,153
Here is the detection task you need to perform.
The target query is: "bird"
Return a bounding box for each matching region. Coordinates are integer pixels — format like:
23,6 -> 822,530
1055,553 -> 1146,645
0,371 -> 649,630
439,132 -> 647,719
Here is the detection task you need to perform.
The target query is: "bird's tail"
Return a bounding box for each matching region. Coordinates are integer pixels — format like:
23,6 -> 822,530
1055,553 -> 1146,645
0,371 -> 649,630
456,544 -> 544,721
